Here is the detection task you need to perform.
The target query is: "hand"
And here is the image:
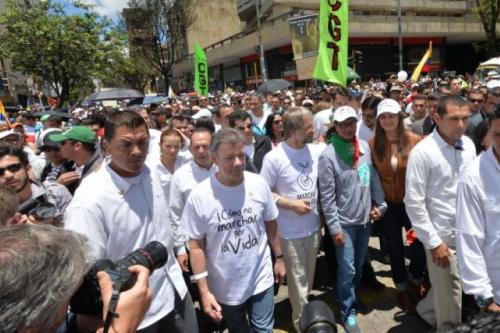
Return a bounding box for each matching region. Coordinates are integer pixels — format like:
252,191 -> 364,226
485,302 -> 500,313
200,290 -> 223,324
369,206 -> 382,221
176,253 -> 190,272
96,265 -> 152,333
291,199 -> 312,215
274,258 -> 286,284
431,243 -> 451,268
57,171 -> 80,186
332,231 -> 345,247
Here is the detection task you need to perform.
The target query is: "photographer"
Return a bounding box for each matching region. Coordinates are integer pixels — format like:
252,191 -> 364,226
0,143 -> 72,226
0,224 -> 152,333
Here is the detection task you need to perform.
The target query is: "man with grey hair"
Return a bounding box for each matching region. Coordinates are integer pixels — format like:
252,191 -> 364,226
260,107 -> 325,331
0,224 -> 152,333
182,127 -> 286,332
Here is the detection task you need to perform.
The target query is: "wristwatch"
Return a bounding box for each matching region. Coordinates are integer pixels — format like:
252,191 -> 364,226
475,296 -> 494,309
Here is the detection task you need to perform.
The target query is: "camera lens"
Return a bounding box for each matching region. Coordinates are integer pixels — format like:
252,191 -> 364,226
142,241 -> 168,269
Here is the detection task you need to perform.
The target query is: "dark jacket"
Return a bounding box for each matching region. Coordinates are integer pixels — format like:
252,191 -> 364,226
245,135 -> 272,173
40,160 -> 78,194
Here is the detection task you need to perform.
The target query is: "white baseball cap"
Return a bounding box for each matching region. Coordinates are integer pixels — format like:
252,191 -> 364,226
333,106 -> 358,123
0,130 -> 21,141
377,99 -> 401,118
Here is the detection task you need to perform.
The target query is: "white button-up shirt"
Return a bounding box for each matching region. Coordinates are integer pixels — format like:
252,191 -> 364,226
404,129 -> 476,249
456,147 -> 500,301
169,160 -> 216,254
64,162 -> 187,329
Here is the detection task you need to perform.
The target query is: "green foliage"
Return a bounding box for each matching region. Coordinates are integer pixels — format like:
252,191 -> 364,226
0,0 -> 126,105
472,0 -> 500,57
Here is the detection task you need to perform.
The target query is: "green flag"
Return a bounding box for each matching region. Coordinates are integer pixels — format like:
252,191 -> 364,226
312,0 -> 349,87
194,43 -> 209,96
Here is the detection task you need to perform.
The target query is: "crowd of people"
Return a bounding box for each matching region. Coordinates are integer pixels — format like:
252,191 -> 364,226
0,73 -> 499,333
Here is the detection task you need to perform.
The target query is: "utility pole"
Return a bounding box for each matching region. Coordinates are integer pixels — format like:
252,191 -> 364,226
255,0 -> 268,82
397,0 -> 403,71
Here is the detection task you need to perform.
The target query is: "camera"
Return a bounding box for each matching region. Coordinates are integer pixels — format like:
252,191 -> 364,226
70,241 -> 168,316
299,300 -> 337,333
18,195 -> 57,220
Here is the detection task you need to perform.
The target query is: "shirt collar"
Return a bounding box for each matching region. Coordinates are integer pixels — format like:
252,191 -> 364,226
106,162 -> 147,196
430,128 -> 468,151
486,146 -> 500,172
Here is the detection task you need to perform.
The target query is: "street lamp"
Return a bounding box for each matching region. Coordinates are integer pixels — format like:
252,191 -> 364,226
397,0 -> 403,71
255,0 -> 268,82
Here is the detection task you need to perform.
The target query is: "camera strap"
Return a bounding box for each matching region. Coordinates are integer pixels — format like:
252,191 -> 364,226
103,280 -> 123,333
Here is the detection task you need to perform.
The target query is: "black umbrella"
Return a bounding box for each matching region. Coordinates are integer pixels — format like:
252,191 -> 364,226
128,95 -> 169,106
87,88 -> 144,102
32,111 -> 71,119
256,79 -> 292,94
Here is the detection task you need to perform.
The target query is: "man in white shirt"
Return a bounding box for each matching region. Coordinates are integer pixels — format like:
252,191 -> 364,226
248,95 -> 271,136
456,107 -> 500,313
260,107 -> 324,331
404,95 -> 476,329
169,128 -> 216,271
313,87 -> 349,140
182,128 -> 286,332
65,111 -> 197,333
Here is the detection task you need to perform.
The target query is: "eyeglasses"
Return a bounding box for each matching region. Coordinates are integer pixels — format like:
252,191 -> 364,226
336,121 -> 357,129
0,163 -> 23,177
237,124 -> 252,130
273,120 -> 283,124
468,98 -> 484,104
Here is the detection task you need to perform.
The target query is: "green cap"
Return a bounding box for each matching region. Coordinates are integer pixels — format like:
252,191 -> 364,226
40,115 -> 51,122
49,126 -> 96,144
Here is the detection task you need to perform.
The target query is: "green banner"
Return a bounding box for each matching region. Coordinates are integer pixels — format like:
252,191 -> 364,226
194,43 -> 209,96
312,0 -> 349,87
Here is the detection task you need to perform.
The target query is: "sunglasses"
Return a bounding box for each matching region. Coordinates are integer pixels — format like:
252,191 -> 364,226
468,98 -> 484,104
273,120 -> 283,124
238,124 -> 252,130
0,163 -> 23,177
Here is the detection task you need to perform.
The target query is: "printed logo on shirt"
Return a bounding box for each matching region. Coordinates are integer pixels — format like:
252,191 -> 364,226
297,161 -> 314,191
216,207 -> 261,255
358,162 -> 371,187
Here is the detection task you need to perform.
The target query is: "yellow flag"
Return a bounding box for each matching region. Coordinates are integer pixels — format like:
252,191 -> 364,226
0,100 -> 11,127
411,42 -> 432,82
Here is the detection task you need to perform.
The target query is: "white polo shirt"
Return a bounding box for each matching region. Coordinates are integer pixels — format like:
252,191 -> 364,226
64,162 -> 187,330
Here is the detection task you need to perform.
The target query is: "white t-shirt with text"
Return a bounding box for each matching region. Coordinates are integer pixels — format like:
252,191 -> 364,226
181,172 -> 279,305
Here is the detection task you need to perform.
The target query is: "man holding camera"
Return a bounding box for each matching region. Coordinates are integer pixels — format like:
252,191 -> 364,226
0,143 -> 72,225
0,223 -> 152,333
64,111 -> 197,332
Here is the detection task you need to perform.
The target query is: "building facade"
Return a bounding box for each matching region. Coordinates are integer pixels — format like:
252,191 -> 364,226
171,0 -> 499,91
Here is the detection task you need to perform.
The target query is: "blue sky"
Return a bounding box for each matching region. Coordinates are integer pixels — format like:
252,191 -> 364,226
57,0 -> 129,18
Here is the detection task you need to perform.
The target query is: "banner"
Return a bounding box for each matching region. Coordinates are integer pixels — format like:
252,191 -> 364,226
312,0 -> 349,87
0,100 -> 11,127
288,15 -> 319,60
194,43 -> 209,96
411,42 -> 433,82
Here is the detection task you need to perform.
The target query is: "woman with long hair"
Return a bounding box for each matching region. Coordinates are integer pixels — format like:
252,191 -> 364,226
369,99 -> 426,313
264,113 -> 284,148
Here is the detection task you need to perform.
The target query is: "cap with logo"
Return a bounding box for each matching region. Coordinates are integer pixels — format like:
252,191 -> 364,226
38,128 -> 63,149
49,126 -> 96,144
333,106 -> 358,123
377,99 -> 402,118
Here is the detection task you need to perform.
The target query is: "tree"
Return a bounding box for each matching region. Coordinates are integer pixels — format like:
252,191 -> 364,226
0,0 -> 123,105
125,0 -> 193,93
473,0 -> 500,57
98,19 -> 157,92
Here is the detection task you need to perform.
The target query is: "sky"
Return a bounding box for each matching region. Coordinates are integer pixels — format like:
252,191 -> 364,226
60,0 -> 129,18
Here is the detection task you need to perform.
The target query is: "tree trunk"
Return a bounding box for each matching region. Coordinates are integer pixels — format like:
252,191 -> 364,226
163,73 -> 170,95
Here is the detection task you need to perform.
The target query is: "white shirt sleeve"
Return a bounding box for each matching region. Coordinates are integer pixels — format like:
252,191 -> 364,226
404,148 -> 443,249
181,193 -> 206,240
64,205 -> 107,259
261,179 -> 279,222
259,154 -> 278,191
456,176 -> 493,299
168,174 -> 187,254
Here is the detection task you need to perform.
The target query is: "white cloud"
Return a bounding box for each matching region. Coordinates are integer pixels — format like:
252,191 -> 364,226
81,0 -> 129,17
